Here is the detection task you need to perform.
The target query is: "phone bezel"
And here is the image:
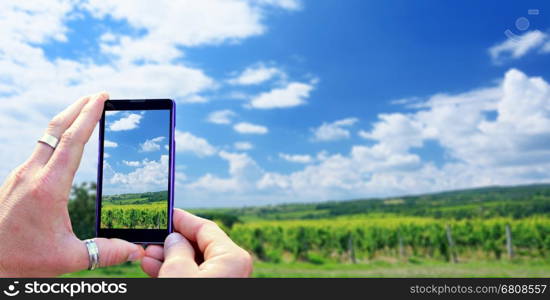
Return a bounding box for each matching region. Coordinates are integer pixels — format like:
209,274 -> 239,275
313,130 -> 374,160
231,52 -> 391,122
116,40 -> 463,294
96,99 -> 175,244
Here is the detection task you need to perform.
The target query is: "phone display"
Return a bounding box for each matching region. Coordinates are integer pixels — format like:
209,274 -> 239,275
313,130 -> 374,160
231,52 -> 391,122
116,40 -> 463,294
96,99 -> 175,244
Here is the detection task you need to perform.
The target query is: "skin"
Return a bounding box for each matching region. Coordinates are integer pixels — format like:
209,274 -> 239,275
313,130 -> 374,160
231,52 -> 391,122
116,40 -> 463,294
0,93 -> 252,277
141,209 -> 252,278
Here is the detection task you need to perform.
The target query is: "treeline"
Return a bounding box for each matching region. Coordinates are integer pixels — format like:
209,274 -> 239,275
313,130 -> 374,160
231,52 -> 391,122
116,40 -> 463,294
104,190 -> 168,205
223,184 -> 550,220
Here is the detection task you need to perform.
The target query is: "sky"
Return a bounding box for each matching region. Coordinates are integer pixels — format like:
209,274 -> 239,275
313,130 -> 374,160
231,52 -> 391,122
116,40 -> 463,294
102,110 -> 170,196
1,0 -> 550,207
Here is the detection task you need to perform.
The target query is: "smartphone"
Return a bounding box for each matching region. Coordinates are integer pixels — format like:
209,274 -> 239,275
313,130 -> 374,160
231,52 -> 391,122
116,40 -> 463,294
96,99 -> 175,244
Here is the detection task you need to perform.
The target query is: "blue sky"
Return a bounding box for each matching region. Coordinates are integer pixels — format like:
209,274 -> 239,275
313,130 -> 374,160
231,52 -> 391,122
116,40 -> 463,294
2,0 -> 550,207
102,110 -> 170,196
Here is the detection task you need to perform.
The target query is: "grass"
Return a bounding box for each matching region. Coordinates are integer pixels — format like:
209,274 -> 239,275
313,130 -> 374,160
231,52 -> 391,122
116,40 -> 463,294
62,262 -> 148,278
63,259 -> 550,278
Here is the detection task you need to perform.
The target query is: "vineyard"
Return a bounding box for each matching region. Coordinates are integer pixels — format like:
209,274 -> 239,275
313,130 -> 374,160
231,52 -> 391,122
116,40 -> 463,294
101,202 -> 167,229
67,183 -> 550,277
192,185 -> 550,265
101,190 -> 168,229
229,217 -> 550,263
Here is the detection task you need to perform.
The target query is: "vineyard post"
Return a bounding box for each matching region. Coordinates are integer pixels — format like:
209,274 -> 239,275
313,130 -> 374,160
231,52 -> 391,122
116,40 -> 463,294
398,230 -> 404,259
505,224 -> 514,259
446,225 -> 458,263
348,234 -> 357,264
157,213 -> 161,229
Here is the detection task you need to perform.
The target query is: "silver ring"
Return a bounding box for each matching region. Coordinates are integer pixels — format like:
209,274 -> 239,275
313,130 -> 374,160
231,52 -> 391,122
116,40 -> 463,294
38,134 -> 59,149
84,239 -> 100,270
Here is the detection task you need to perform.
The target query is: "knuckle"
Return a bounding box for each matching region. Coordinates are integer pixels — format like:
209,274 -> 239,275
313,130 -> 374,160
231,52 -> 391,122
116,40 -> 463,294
28,181 -> 46,199
99,248 -> 117,267
61,130 -> 83,146
10,164 -> 30,185
28,175 -> 54,201
81,104 -> 95,116
61,130 -> 75,144
47,116 -> 63,131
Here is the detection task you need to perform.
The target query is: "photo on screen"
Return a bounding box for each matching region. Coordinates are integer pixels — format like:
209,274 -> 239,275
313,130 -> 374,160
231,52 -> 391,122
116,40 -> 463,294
100,109 -> 169,229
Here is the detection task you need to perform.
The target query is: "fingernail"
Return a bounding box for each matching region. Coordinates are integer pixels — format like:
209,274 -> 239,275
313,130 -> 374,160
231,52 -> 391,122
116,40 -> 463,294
97,91 -> 109,101
164,232 -> 184,249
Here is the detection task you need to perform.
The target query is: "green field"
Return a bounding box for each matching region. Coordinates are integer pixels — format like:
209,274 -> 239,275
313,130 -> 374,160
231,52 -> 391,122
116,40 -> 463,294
67,184 -> 550,277
101,191 -> 168,229
65,259 -> 550,278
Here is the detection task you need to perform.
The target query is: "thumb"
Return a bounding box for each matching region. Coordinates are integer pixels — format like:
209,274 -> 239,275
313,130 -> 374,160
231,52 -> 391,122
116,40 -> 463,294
158,233 -> 199,277
93,238 -> 144,267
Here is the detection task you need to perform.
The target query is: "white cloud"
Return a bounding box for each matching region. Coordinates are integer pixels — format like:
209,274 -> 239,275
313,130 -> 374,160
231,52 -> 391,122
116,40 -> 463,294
140,136 -> 165,152
279,153 -> 312,163
122,160 -> 141,167
249,81 -> 315,109
233,122 -> 269,134
109,113 -> 142,131
186,151 -> 263,194
84,0 -> 301,64
104,140 -> 118,148
207,109 -> 237,125
358,114 -> 426,153
0,0 -> 299,184
234,141 -> 254,151
311,118 -> 358,142
254,0 -> 301,10
489,30 -> 548,64
0,1 -> 74,45
108,155 -> 169,194
175,130 -> 217,157
228,63 -> 283,85
185,68 -> 550,206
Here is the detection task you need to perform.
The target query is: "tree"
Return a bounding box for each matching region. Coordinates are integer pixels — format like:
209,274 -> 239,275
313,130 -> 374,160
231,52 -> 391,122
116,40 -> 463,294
68,182 -> 96,239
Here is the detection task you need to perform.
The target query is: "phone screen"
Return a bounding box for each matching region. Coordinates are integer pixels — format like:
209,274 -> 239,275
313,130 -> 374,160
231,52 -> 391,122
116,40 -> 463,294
100,108 -> 171,231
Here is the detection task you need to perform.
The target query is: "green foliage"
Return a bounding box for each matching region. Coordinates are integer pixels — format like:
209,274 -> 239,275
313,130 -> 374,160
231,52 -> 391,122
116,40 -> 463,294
101,202 -> 167,229
195,212 -> 241,229
223,184 -> 550,220
102,190 -> 168,229
305,252 -> 326,265
67,182 -> 550,267
68,182 -> 96,239
230,217 -> 550,263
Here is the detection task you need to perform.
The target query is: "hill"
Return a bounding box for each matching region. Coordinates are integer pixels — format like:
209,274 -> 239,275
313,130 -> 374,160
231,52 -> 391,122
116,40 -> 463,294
103,190 -> 168,206
193,184 -> 550,224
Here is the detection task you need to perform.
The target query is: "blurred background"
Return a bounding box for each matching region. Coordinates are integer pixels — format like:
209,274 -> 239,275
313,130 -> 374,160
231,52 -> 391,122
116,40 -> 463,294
2,0 -> 550,277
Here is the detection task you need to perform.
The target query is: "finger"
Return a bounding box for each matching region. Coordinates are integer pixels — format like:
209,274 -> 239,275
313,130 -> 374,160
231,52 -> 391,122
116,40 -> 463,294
141,256 -> 162,278
95,238 -> 144,267
45,92 -> 109,183
145,245 -> 164,261
30,95 -> 91,166
173,209 -> 239,259
69,238 -> 144,272
158,233 -> 199,277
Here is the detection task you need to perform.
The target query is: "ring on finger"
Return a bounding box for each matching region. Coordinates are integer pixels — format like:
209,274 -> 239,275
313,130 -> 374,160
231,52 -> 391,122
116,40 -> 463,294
38,133 -> 60,150
84,239 -> 100,270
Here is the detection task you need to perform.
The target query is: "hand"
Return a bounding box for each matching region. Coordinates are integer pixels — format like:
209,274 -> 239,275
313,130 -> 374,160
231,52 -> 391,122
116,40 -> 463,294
141,209 -> 253,277
0,92 -> 144,277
